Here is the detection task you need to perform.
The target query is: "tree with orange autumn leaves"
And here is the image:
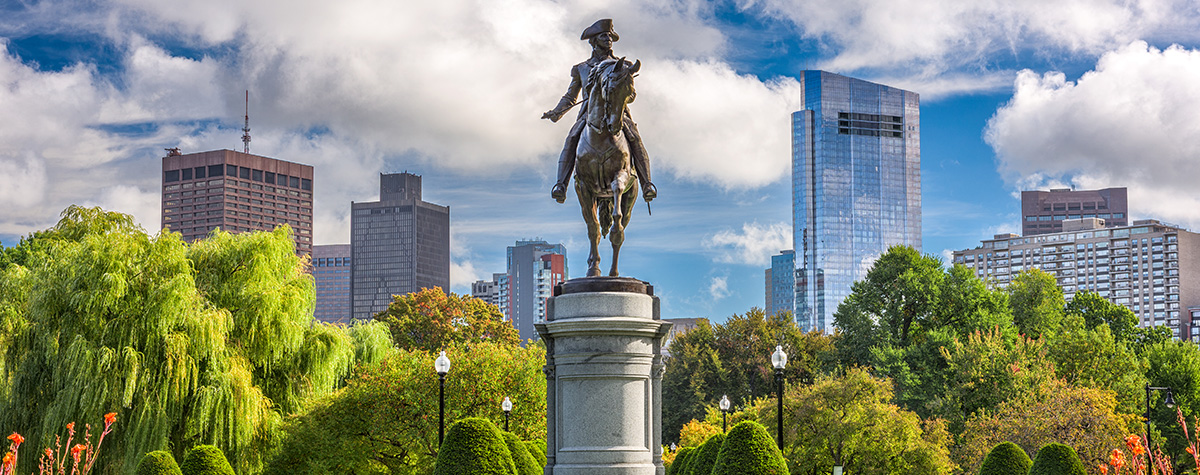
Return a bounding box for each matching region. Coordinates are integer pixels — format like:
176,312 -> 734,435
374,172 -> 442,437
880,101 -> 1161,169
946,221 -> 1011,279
373,287 -> 521,350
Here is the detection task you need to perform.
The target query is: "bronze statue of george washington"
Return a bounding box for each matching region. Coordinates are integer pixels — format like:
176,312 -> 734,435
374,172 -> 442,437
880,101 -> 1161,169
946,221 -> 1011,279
542,19 -> 656,204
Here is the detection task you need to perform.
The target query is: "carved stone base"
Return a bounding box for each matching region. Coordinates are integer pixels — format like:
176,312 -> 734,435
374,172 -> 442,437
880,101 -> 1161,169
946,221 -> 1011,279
536,278 -> 671,475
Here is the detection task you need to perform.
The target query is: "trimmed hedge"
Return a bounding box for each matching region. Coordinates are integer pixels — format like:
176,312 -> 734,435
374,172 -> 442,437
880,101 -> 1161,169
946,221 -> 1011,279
1029,443 -> 1086,475
524,439 -> 547,467
180,445 -> 235,475
711,421 -> 788,475
136,451 -> 183,475
979,442 -> 1032,475
433,417 -> 517,475
685,433 -> 726,475
503,432 -> 541,475
669,447 -> 696,475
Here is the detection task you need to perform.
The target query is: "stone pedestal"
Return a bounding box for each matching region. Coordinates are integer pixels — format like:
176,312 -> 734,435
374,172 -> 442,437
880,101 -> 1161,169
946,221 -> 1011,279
536,277 -> 672,475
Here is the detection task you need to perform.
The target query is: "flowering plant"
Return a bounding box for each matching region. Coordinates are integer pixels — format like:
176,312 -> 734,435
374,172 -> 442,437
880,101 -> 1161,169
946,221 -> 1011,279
35,413 -> 117,475
1099,433 -> 1174,475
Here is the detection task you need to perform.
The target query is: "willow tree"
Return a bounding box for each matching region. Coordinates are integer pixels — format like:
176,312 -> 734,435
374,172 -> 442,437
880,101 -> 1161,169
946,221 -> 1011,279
0,206 -> 375,475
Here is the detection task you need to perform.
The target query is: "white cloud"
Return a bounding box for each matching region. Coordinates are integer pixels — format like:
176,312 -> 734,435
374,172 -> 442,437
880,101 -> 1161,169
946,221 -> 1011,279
0,154 -> 47,209
985,41 -> 1200,229
703,221 -> 791,265
754,0 -> 1200,89
708,275 -> 730,301
84,185 -> 160,232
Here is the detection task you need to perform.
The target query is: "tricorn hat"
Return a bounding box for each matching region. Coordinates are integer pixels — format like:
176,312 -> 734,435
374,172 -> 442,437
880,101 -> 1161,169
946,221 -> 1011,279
581,19 -> 619,42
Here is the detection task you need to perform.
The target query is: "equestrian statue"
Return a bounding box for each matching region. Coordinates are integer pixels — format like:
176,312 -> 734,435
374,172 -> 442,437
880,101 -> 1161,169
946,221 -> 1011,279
542,19 -> 655,277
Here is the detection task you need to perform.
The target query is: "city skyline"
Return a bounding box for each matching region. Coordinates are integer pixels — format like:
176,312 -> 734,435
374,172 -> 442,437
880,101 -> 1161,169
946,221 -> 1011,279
4,2 -> 1200,322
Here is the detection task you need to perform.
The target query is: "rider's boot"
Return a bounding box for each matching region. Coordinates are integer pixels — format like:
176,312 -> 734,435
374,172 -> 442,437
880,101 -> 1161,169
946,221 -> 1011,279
625,122 -> 656,201
552,123 -> 582,203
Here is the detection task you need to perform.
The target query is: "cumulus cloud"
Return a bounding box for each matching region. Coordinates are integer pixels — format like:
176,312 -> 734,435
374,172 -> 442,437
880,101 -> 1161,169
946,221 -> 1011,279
753,0 -> 1200,91
708,276 -> 730,301
985,41 -> 1200,229
703,221 -> 791,265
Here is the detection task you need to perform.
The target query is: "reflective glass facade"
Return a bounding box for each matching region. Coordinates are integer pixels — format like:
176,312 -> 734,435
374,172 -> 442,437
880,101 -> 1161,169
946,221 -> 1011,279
793,71 -> 921,332
766,250 -> 795,318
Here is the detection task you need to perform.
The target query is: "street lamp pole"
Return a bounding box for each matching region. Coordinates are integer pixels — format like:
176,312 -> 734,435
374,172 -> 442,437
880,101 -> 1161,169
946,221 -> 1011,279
435,351 -> 452,445
1144,384 -> 1176,470
719,395 -> 731,432
771,345 -> 788,451
502,397 -> 513,432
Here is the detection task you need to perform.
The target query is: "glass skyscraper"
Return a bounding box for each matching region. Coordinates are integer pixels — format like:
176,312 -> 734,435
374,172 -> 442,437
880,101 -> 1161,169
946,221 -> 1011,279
792,71 -> 921,332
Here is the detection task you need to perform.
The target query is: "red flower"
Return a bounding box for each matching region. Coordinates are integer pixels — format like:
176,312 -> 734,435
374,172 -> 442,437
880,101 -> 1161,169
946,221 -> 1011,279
66,422 -> 74,432
2,452 -> 12,469
1110,448 -> 1126,468
1099,464 -> 1108,475
6,433 -> 22,446
104,412 -> 117,427
70,444 -> 85,461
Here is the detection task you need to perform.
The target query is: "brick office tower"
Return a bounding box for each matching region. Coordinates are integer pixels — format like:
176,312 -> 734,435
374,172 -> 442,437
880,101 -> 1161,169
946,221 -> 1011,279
1022,187 -> 1128,236
162,149 -> 314,254
350,173 -> 450,321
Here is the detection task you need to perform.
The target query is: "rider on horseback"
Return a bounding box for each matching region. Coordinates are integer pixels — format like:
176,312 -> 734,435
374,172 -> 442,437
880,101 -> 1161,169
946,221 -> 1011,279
542,19 -> 657,204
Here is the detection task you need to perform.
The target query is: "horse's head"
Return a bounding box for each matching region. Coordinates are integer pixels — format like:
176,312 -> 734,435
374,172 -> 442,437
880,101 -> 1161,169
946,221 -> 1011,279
592,58 -> 640,136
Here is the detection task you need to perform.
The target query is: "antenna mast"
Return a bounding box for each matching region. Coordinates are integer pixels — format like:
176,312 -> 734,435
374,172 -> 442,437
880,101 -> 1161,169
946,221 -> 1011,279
241,90 -> 251,153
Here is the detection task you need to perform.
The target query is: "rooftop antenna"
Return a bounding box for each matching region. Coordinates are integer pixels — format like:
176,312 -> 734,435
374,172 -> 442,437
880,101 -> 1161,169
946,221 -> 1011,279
241,90 -> 251,153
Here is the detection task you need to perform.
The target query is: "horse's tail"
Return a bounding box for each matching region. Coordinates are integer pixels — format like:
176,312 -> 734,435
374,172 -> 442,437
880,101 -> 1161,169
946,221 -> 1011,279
599,198 -> 613,238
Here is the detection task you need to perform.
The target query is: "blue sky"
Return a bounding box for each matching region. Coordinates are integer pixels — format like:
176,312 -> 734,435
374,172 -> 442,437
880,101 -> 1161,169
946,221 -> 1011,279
3,0 -> 1200,322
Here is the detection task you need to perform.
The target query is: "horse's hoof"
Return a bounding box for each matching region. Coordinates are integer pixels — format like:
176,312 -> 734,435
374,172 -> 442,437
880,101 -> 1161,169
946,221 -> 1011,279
609,270 -> 619,277
588,267 -> 602,277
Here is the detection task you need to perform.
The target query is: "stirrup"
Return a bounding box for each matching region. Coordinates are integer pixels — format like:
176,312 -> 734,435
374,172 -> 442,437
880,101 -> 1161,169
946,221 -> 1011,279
642,182 -> 657,201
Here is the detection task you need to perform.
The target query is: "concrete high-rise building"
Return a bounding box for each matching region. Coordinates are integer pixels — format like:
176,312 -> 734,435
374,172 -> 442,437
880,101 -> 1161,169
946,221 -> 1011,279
350,173 -> 450,320
792,71 -> 921,333
765,250 -> 796,318
471,273 -> 505,308
313,244 -> 351,324
503,240 -> 567,342
161,149 -> 314,254
953,218 -> 1200,340
1021,187 -> 1128,236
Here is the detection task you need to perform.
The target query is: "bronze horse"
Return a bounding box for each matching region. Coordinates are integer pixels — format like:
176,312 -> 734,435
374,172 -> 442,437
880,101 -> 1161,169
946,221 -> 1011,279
575,58 -> 640,277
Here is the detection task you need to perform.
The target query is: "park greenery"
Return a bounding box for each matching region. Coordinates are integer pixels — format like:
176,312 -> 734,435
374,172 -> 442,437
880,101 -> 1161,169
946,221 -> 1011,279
4,208 -> 1200,474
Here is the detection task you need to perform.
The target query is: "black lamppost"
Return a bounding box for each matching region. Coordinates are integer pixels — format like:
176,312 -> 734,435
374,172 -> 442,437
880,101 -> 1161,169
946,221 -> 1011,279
719,395 -> 731,432
1144,384 -> 1176,469
435,351 -> 451,445
771,345 -> 788,450
502,397 -> 513,431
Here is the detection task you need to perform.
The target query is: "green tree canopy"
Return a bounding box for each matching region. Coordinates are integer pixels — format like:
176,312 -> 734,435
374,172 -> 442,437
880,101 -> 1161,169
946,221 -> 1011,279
374,287 -> 519,350
1027,443 -> 1086,475
711,421 -> 788,475
767,367 -> 954,475
180,445 -> 235,475
1007,269 -> 1065,339
0,206 -> 378,474
265,342 -> 546,474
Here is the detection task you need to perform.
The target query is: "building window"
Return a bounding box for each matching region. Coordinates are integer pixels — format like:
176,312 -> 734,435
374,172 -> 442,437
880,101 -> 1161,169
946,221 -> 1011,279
164,170 -> 180,182
195,166 -> 206,179
239,167 -> 250,179
290,176 -> 300,188
252,169 -> 263,182
266,172 -> 276,183
182,168 -> 193,180
226,165 -> 237,176
278,174 -> 289,186
301,178 -> 312,191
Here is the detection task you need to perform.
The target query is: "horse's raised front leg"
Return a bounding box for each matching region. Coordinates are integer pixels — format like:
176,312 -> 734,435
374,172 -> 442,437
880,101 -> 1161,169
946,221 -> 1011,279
578,186 -> 603,277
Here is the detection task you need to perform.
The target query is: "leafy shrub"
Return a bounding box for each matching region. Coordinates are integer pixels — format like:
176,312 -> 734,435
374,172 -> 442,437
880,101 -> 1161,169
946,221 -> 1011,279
503,432 -> 540,475
180,445 -> 235,475
685,433 -> 725,475
978,442 -> 1031,475
523,440 -> 546,467
433,417 -> 517,475
712,421 -> 788,475
669,447 -> 696,475
1028,443 -> 1086,475
136,450 -> 183,475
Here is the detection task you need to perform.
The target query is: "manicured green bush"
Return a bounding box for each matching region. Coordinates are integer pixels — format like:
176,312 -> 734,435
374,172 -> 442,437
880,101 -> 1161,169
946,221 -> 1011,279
1028,443 -> 1086,475
669,447 -> 696,475
685,433 -> 725,475
136,451 -> 183,475
503,432 -> 540,475
433,417 -> 517,475
180,445 -> 235,475
524,439 -> 547,467
978,441 -> 1032,475
711,421 -> 788,475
